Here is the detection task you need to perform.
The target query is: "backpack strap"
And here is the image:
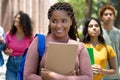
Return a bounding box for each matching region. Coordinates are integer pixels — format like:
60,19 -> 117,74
35,34 -> 45,74
35,34 -> 45,56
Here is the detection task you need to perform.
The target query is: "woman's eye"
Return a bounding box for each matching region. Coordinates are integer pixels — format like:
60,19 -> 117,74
62,20 -> 67,23
88,25 -> 93,28
51,20 -> 57,24
18,17 -> 20,19
88,24 -> 99,28
95,24 -> 99,27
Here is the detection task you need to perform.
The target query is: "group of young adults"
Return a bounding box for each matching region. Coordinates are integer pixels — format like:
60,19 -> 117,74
81,4 -> 120,80
0,1 -> 119,80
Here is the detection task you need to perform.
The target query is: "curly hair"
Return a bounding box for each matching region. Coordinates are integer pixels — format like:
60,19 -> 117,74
47,2 -> 78,40
10,11 -> 33,38
99,3 -> 116,20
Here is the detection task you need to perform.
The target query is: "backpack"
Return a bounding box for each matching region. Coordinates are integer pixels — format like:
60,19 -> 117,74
18,34 -> 45,80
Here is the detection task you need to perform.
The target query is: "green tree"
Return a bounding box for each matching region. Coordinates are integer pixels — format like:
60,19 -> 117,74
113,0 -> 120,29
58,0 -> 87,27
58,0 -> 114,27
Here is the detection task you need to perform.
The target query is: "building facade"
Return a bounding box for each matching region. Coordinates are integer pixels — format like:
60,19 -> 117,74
0,0 -> 57,35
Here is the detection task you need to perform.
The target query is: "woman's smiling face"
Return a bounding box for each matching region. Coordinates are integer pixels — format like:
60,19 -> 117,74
49,10 -> 72,38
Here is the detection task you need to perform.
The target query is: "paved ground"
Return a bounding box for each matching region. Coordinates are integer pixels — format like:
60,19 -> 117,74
0,53 -> 8,80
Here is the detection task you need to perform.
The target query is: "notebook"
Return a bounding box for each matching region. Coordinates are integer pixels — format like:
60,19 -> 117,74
87,48 -> 94,65
45,42 -> 78,75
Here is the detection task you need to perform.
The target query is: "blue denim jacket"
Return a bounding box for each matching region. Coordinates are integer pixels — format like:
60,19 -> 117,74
0,43 -> 5,66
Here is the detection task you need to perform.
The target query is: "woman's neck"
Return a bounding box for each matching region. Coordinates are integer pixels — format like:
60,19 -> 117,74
16,30 -> 24,40
51,34 -> 69,43
89,37 -> 99,46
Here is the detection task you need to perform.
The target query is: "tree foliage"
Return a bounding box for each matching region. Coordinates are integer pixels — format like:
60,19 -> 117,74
58,0 -> 87,27
58,0 -> 120,29
113,0 -> 120,29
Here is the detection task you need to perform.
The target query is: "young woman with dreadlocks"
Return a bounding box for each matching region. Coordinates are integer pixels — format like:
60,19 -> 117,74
24,2 -> 93,80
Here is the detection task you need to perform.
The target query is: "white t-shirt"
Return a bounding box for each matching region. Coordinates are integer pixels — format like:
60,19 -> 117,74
0,26 -> 4,40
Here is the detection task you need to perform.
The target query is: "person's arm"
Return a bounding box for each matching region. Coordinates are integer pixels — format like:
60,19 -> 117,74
3,32 -> 13,55
0,36 -> 4,43
92,57 -> 116,76
24,37 -> 43,80
41,43 -> 93,80
92,45 -> 116,76
101,46 -> 116,76
102,57 -> 116,75
0,27 -> 5,51
0,26 -> 5,43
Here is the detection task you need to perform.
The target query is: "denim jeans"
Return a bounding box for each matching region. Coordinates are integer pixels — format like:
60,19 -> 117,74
0,43 -> 5,67
6,56 -> 23,80
0,52 -> 4,66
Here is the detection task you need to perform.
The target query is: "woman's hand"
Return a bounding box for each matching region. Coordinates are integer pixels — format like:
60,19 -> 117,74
41,68 -> 65,80
92,64 -> 104,76
4,48 -> 13,55
0,36 -> 4,43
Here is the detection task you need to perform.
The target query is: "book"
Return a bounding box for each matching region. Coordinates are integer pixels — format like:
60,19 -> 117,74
45,42 -> 78,75
87,48 -> 94,65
